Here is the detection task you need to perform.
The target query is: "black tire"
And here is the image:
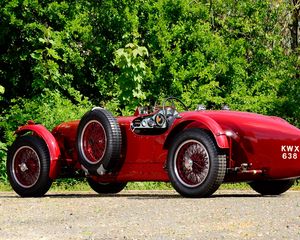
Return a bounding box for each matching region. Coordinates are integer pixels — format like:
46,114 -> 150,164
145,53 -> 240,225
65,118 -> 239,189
167,129 -> 226,198
249,179 -> 295,195
77,108 -> 122,175
7,136 -> 52,197
87,178 -> 127,194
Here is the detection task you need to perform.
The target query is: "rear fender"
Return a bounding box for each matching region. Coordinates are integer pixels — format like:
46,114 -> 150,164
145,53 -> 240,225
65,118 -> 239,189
165,114 -> 229,149
15,124 -> 61,179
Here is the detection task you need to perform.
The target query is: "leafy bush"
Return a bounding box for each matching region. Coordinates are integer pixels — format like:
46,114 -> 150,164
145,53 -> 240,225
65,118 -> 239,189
0,142 -> 7,183
113,43 -> 150,113
0,90 -> 92,181
0,86 -> 7,183
0,0 -> 299,184
1,0 -> 298,116
1,89 -> 91,143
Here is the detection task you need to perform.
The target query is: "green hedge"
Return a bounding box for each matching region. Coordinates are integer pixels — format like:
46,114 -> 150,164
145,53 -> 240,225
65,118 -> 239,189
1,0 -> 299,182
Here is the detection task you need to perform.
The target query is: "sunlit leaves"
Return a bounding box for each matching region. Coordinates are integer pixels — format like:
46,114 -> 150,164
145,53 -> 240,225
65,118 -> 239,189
1,0 -> 299,181
113,43 -> 149,110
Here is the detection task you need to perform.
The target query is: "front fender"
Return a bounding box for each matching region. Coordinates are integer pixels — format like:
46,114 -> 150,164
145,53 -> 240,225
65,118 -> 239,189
167,113 -> 229,149
16,124 -> 61,179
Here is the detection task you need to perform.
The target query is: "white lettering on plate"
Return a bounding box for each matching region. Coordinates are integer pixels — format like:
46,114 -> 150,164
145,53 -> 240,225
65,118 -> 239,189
281,145 -> 299,159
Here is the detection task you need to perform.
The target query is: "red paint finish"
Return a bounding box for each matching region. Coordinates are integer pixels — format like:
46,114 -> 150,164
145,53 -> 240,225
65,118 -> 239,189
174,112 -> 229,148
202,111 -> 300,180
16,124 -> 61,179
16,108 -> 300,183
116,117 -> 169,181
51,121 -> 80,168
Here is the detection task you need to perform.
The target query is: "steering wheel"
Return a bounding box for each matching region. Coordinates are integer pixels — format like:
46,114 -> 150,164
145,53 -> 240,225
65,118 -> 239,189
162,97 -> 188,118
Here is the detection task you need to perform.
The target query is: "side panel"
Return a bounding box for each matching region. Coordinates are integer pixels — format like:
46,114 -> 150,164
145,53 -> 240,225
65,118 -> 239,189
204,111 -> 300,180
113,114 -> 229,182
53,117 -> 170,181
16,124 -> 61,179
116,119 -> 169,181
231,124 -> 300,179
51,120 -> 80,166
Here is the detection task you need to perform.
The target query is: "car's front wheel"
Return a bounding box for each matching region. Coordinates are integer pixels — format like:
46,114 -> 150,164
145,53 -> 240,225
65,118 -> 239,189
7,136 -> 52,197
249,179 -> 295,195
167,129 -> 226,198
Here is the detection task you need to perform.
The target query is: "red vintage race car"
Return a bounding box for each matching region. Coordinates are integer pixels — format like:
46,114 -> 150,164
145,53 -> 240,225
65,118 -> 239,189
6,97 -> 300,197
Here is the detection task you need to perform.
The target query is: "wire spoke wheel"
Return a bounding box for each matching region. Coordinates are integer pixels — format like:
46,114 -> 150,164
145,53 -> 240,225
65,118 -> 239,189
12,146 -> 41,188
7,136 -> 52,197
175,140 -> 210,187
81,120 -> 107,164
167,129 -> 226,198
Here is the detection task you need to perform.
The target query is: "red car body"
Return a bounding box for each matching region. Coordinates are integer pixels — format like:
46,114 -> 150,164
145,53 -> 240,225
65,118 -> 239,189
8,99 -> 300,197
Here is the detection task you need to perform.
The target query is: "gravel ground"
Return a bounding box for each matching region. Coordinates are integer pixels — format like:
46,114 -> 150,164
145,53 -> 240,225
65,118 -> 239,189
0,189 -> 300,240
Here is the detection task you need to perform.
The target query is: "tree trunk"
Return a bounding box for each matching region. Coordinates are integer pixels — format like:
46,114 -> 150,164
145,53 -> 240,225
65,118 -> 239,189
291,0 -> 300,50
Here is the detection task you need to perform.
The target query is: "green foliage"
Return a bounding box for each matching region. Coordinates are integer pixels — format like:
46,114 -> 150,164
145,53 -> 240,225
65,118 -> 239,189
2,181 -> 300,192
0,85 -> 6,183
211,0 -> 295,115
0,89 -> 91,182
1,0 -> 298,115
0,0 -> 92,100
0,86 -> 4,96
1,90 -> 91,144
51,178 -> 89,191
126,182 -> 172,190
0,142 -> 7,183
0,0 -> 299,183
113,43 -> 150,111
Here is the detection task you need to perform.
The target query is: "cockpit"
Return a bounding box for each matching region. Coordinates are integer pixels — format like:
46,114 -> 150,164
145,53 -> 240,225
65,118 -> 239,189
131,97 -> 187,134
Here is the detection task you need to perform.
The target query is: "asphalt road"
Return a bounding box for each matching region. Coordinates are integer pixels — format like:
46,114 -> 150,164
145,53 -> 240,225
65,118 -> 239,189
0,190 -> 299,240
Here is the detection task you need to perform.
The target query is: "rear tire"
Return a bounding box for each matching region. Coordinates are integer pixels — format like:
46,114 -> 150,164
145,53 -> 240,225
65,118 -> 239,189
167,129 -> 226,198
249,179 -> 295,195
87,178 -> 127,194
7,136 -> 52,197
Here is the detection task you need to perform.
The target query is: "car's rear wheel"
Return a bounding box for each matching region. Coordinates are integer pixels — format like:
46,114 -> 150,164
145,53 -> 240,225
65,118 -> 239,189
87,178 -> 127,194
7,136 -> 52,197
249,179 -> 295,195
167,129 -> 226,198
77,108 -> 122,175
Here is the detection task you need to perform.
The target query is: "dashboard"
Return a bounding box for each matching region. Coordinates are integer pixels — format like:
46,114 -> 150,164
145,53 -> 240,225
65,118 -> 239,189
131,107 -> 178,134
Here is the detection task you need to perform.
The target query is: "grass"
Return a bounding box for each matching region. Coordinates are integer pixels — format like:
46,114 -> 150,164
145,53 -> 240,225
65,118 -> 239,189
291,182 -> 300,190
51,180 -> 91,191
51,181 -> 174,192
220,182 -> 250,190
0,182 -> 12,191
48,181 -> 261,192
1,180 -> 299,192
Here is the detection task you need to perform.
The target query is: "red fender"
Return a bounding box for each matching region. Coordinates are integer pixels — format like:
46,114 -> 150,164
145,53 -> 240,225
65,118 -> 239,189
168,112 -> 229,149
15,123 -> 61,179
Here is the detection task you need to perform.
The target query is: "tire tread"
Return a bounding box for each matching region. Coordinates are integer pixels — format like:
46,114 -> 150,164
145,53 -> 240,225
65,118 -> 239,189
7,135 -> 52,197
167,128 -> 226,198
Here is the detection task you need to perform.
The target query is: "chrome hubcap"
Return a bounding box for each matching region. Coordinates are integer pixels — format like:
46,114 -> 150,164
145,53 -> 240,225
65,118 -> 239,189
184,158 -> 193,171
19,163 -> 28,172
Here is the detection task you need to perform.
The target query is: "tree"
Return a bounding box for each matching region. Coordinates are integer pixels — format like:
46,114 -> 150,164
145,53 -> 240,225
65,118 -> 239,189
291,0 -> 300,50
1,0 -> 300,181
